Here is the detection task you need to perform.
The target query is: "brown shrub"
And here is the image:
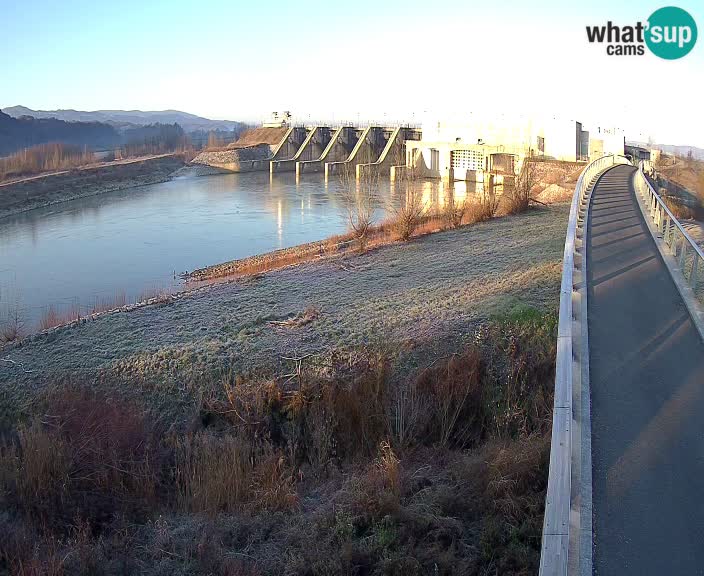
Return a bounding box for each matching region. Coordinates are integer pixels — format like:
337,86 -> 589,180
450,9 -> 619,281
478,437 -> 549,573
251,449 -> 298,511
0,309 -> 557,574
176,432 -> 253,513
39,304 -> 82,331
412,348 -> 483,447
0,307 -> 24,343
664,196 -> 696,220
505,160 -> 539,215
442,195 -> 468,229
484,436 -> 550,526
390,190 -> 426,241
465,193 -> 499,224
375,440 -> 401,498
0,422 -> 71,517
1,386 -> 163,528
0,142 -> 95,182
204,350 -> 389,470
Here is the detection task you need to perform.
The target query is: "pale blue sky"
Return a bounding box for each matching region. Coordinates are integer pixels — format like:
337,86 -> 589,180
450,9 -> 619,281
2,0 -> 702,145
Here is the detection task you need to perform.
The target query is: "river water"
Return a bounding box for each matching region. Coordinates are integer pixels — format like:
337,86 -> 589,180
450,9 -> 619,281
0,171 -> 475,330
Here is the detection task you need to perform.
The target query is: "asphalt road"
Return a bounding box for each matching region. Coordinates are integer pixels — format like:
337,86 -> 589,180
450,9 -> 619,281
588,164 -> 704,575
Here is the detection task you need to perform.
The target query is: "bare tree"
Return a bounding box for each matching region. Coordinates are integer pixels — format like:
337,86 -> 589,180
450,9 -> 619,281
339,150 -> 379,251
388,155 -> 427,240
505,153 -> 539,214
0,305 -> 24,343
442,187 -> 468,229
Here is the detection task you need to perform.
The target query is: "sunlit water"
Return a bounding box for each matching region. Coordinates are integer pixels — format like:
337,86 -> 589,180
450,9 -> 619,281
0,171 -> 479,330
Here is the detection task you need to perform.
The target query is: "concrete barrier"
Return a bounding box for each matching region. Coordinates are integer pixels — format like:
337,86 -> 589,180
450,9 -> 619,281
297,127 -> 358,176
356,127 -> 406,179
271,127 -> 331,174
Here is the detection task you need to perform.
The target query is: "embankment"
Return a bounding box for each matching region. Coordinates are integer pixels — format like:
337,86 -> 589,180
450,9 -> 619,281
1,203 -> 569,412
190,146 -> 271,172
0,154 -> 185,218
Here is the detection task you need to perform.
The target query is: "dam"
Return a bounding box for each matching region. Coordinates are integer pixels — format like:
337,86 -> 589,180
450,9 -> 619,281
191,123 -> 422,180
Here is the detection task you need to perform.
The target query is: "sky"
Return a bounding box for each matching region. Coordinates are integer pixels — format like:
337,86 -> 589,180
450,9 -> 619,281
1,0 -> 703,146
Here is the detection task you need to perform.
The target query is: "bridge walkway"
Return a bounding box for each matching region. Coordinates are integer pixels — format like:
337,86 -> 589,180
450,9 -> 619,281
587,164 -> 704,575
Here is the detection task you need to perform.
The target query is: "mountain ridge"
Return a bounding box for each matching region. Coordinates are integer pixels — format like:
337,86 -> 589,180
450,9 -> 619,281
2,106 -> 243,133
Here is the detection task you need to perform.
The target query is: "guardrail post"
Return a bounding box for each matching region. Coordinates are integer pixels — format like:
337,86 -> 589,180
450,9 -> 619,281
664,216 -> 672,248
691,254 -> 698,289
679,238 -> 688,269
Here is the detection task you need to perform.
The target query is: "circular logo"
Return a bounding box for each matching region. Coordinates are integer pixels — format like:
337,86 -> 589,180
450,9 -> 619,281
645,6 -> 698,59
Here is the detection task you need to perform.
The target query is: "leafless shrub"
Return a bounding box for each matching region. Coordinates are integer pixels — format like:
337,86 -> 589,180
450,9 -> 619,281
175,432 -> 253,514
39,304 -> 82,331
0,309 -> 558,574
442,193 -> 468,229
251,449 -> 298,511
375,440 -> 400,498
505,157 -> 539,215
0,142 -> 95,182
0,387 -> 162,527
390,186 -> 426,241
413,348 -> 483,447
387,158 -> 426,240
663,196 -> 696,220
0,306 -> 24,343
339,157 -> 379,251
466,192 -> 499,224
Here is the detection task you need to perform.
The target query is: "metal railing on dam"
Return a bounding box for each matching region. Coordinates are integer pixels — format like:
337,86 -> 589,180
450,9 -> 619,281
539,154 -> 631,575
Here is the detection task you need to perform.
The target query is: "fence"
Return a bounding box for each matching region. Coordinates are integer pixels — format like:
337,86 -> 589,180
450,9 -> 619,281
634,160 -> 704,303
539,154 -> 631,575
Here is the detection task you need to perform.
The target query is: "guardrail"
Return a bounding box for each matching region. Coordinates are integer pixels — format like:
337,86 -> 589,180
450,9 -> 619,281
539,154 -> 631,575
634,160 -> 704,299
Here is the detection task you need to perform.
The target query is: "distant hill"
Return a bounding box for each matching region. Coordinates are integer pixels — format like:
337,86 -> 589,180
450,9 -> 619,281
656,144 -> 704,161
626,140 -> 704,161
2,106 -> 244,134
0,110 -> 120,156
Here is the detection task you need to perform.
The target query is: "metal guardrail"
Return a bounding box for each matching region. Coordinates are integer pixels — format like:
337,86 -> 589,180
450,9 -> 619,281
634,160 -> 704,298
539,154 -> 631,575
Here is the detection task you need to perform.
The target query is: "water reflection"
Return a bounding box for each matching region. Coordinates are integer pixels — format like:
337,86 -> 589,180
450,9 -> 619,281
0,172 -> 492,329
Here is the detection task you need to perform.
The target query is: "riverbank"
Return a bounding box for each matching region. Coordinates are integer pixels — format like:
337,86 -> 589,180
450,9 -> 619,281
1,202 -> 569,416
0,202 -> 568,574
0,154 -> 186,218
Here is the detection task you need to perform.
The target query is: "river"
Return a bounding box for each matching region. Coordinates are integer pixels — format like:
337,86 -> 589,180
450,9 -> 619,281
0,171 -> 475,330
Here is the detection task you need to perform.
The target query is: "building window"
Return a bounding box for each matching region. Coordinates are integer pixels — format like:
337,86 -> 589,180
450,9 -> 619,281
451,149 -> 484,171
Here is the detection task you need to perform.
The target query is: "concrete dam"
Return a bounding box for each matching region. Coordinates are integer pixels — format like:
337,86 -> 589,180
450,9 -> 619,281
192,125 -> 422,179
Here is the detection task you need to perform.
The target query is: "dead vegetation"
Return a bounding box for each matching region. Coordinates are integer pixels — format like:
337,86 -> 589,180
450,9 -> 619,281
339,160 -> 379,251
0,307 -> 556,575
0,143 -> 95,182
663,196 -> 697,220
0,308 -> 24,344
657,154 -> 704,200
268,305 -> 320,328
505,159 -> 540,215
0,155 -> 186,219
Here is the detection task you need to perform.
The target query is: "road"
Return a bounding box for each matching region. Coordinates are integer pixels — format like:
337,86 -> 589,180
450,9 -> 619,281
588,164 -> 704,574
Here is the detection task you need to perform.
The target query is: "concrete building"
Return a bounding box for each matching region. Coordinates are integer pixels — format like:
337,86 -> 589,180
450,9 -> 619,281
625,144 -> 652,163
588,126 -> 625,160
263,111 -> 292,128
406,113 -> 624,181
